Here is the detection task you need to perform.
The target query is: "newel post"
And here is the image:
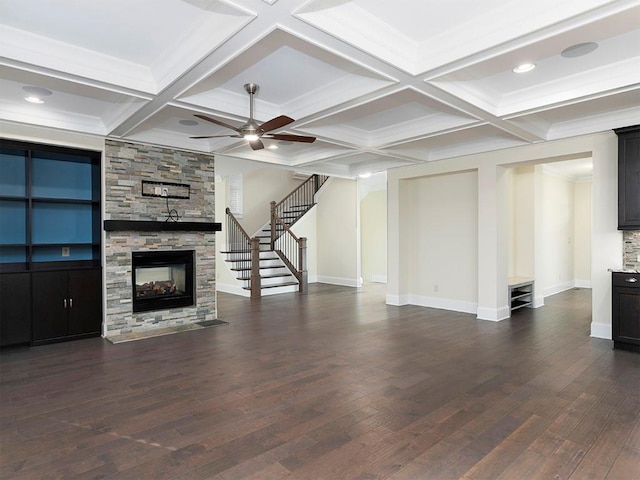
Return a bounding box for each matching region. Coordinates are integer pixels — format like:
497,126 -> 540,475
298,237 -> 308,292
270,200 -> 276,250
250,237 -> 261,298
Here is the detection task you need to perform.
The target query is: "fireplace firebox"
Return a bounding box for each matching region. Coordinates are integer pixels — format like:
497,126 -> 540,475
132,250 -> 194,313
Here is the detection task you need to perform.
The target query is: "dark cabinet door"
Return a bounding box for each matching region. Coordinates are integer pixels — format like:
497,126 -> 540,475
612,273 -> 640,351
67,268 -> 102,336
616,126 -> 640,229
0,273 -> 32,346
616,288 -> 640,345
32,271 -> 68,342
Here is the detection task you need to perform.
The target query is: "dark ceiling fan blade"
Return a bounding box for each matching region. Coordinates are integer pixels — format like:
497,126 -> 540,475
194,114 -> 242,133
266,133 -> 316,143
189,134 -> 242,139
259,115 -> 294,133
249,139 -> 264,151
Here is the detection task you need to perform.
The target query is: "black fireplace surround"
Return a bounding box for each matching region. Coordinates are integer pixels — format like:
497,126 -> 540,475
132,250 -> 194,313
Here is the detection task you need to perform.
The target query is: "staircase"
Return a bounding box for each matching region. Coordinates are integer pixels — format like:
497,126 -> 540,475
222,174 -> 329,297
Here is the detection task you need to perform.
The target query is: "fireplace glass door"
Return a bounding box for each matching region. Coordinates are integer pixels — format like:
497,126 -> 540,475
132,250 -> 194,312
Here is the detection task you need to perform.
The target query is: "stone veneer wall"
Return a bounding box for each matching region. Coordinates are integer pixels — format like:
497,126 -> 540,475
104,139 -> 216,337
623,230 -> 640,270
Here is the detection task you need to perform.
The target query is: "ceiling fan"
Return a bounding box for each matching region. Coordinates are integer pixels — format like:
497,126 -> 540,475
190,83 -> 316,151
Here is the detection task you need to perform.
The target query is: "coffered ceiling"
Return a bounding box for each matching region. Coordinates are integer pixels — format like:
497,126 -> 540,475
1,0 -> 638,177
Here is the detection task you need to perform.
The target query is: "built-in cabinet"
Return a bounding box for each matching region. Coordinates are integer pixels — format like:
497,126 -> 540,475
0,139 -> 102,347
612,272 -> 640,352
614,126 -> 640,230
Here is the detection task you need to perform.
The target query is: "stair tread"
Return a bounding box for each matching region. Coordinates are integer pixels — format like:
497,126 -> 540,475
230,265 -> 286,272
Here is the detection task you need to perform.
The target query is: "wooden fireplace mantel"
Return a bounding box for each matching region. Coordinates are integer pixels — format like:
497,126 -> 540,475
104,220 -> 222,232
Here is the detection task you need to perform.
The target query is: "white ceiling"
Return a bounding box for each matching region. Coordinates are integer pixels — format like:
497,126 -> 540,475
0,0 -> 638,178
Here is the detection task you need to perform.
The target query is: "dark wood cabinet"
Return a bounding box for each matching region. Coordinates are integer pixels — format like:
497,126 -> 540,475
1,139 -> 102,347
614,125 -> 640,230
0,273 -> 31,347
612,272 -> 640,352
32,268 -> 102,344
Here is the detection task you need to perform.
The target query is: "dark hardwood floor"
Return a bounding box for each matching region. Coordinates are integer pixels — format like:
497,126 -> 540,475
1,284 -> 639,479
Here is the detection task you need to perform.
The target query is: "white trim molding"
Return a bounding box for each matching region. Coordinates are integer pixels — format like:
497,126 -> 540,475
477,306 -> 511,322
410,295 -> 478,315
590,322 -> 612,340
317,275 -> 363,288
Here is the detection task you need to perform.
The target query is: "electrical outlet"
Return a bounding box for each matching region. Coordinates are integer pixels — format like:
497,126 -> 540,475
637,254 -> 640,262
61,246 -> 70,257
154,186 -> 162,195
161,187 -> 168,197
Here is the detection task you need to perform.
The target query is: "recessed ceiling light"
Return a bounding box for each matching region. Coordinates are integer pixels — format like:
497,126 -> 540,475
513,63 -> 536,73
358,172 -> 372,179
262,0 -> 278,4
179,119 -> 199,126
267,144 -> 278,150
561,42 -> 598,58
22,85 -> 52,104
25,96 -> 45,104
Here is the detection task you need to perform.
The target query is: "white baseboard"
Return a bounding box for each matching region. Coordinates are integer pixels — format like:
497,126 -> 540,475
533,296 -> 545,308
216,282 -> 250,297
575,279 -> 592,289
386,294 -> 409,306
477,306 -> 511,322
371,274 -> 388,284
317,275 -> 362,287
590,322 -> 611,340
543,281 -> 575,298
409,294 -> 478,315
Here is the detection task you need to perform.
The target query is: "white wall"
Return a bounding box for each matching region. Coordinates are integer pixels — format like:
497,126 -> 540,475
388,132 -> 619,336
406,171 -> 478,313
316,178 -> 360,287
509,166 -> 535,279
541,170 -> 575,296
574,181 -> 592,287
291,205 -> 318,283
360,189 -> 387,283
240,167 -> 301,236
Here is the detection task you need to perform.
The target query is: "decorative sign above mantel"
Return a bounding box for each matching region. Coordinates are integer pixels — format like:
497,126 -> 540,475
141,180 -> 190,199
104,220 -> 221,232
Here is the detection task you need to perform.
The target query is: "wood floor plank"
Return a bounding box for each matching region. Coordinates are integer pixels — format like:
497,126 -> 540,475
1,285 -> 638,480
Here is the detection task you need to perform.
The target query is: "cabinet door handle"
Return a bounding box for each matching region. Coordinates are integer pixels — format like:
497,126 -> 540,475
625,277 -> 638,283
63,298 -> 67,309
69,298 -> 73,308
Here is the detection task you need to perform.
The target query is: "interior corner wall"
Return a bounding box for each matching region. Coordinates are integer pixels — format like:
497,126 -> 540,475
316,178 -> 360,286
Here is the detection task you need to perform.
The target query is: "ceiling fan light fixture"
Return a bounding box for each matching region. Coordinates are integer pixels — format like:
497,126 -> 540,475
244,134 -> 259,141
513,63 -> 535,73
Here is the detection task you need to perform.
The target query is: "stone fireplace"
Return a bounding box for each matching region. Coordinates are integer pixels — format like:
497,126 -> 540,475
103,140 -> 217,338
